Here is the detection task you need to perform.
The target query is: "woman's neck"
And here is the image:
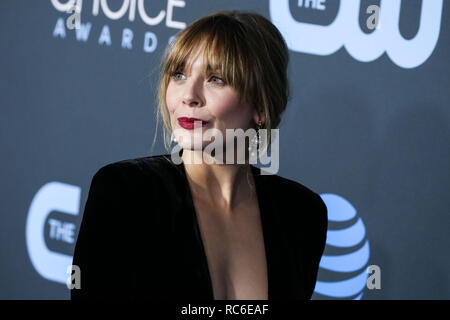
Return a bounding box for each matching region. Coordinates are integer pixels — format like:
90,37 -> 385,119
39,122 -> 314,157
181,149 -> 254,212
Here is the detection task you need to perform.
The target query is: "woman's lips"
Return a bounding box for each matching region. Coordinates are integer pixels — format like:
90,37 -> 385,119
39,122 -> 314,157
177,117 -> 208,130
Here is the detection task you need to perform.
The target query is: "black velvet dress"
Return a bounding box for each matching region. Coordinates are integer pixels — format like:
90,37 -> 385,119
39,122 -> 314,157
71,151 -> 328,300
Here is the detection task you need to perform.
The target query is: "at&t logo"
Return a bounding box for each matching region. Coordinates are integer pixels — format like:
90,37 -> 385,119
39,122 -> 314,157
314,193 -> 375,299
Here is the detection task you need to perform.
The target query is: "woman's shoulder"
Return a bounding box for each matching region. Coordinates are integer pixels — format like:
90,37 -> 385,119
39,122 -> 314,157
94,153 -> 179,180
260,170 -> 322,203
88,154 -> 182,200
260,171 -> 327,225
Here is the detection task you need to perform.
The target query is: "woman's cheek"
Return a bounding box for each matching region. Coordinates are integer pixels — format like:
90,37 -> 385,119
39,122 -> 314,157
207,92 -> 241,116
165,90 -> 177,113
166,99 -> 176,113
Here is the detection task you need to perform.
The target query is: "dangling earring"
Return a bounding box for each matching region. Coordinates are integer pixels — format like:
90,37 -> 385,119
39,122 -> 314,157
171,132 -> 177,144
249,120 -> 262,159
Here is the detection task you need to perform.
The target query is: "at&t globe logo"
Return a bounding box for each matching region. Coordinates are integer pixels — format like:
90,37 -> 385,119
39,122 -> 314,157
314,193 -> 371,300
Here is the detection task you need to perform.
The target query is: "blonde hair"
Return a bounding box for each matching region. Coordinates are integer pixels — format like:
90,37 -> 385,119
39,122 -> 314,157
151,10 -> 289,155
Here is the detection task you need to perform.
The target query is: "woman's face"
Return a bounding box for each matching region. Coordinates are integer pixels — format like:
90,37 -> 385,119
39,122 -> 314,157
166,47 -> 262,154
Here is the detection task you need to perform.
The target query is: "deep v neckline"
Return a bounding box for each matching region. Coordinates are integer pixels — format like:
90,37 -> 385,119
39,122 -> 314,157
175,156 -> 272,300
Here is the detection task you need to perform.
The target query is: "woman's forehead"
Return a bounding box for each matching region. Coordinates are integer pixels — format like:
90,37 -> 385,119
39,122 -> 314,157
178,46 -> 223,72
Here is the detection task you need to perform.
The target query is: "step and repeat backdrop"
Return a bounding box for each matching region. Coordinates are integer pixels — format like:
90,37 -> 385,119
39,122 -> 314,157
1,0 -> 449,299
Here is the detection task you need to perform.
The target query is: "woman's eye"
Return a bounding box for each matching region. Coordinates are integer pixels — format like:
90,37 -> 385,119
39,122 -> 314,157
209,76 -> 224,85
172,72 -> 185,81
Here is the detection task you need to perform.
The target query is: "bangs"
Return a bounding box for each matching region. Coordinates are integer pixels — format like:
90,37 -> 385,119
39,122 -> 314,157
163,16 -> 255,103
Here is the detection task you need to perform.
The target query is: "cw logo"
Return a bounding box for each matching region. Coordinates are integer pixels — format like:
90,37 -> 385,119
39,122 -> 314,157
26,182 -> 81,284
269,0 -> 444,69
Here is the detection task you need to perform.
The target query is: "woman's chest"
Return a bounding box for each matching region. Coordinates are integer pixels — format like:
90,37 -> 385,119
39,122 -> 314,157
193,198 -> 269,300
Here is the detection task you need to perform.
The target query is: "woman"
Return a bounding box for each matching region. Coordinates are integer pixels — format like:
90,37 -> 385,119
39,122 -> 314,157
71,11 -> 328,300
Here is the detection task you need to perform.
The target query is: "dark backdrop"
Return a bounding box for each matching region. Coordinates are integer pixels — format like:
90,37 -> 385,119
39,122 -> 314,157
1,0 -> 448,299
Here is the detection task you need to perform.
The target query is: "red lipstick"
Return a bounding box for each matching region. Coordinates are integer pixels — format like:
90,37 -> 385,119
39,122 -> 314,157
177,117 -> 208,130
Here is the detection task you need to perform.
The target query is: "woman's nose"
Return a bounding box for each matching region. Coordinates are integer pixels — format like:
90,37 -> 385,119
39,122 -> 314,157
182,79 -> 202,107
183,94 -> 200,107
